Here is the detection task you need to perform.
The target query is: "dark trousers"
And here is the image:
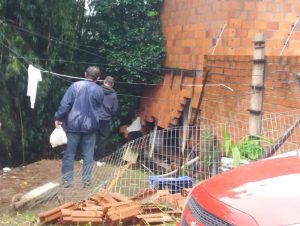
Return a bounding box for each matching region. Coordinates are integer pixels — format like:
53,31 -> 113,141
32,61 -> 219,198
94,120 -> 111,161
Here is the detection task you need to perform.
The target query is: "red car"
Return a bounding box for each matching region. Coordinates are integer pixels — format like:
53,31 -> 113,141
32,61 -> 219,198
180,156 -> 300,226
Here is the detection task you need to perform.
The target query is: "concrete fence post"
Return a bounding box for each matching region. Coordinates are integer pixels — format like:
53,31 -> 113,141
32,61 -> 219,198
249,32 -> 265,137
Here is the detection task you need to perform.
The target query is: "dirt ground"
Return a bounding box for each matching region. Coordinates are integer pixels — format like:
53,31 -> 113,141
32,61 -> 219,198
0,160 -> 65,212
0,160 -> 178,226
0,159 -> 86,225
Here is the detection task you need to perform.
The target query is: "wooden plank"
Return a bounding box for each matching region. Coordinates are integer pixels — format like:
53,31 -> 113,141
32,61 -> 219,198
13,182 -> 59,210
108,204 -> 140,217
101,193 -> 119,204
143,216 -> 173,223
38,202 -> 74,218
71,210 -> 103,217
62,216 -> 102,223
92,193 -> 118,204
40,211 -> 61,224
102,200 -> 133,210
109,206 -> 141,223
82,206 -> 104,211
61,216 -> 72,221
165,210 -> 182,215
89,195 -> 104,204
108,192 -> 129,202
140,204 -> 162,211
136,213 -> 164,219
180,70 -> 184,90
83,199 -> 97,205
61,209 -> 71,217
107,203 -> 140,216
39,202 -> 75,224
170,70 -> 175,89
83,202 -> 99,208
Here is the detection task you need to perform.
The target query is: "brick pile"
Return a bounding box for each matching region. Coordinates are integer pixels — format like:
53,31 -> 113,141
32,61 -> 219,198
38,188 -> 192,225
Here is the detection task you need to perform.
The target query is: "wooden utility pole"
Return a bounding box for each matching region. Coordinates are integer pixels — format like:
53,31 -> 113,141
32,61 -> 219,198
249,32 -> 265,137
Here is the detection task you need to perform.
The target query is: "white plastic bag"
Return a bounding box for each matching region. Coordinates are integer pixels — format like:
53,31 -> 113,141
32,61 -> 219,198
50,127 -> 67,148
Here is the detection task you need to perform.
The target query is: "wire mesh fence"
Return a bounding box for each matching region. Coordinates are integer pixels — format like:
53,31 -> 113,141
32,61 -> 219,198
26,109 -> 300,210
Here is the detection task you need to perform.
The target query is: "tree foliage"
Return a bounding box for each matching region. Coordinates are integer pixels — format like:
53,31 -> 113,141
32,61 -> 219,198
0,0 -> 165,167
0,0 -> 88,166
86,0 -> 165,118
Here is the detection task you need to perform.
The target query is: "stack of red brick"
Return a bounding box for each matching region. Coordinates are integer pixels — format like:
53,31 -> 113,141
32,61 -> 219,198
38,188 -> 192,225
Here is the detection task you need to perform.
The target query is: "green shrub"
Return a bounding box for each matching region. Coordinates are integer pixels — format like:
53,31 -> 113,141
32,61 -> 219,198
222,128 -> 270,167
238,136 -> 269,160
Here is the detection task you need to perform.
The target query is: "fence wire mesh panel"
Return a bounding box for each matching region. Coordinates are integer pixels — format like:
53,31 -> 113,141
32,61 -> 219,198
27,110 -> 300,209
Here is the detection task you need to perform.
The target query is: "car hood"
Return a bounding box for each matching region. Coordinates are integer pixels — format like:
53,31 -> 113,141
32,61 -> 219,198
201,156 -> 300,226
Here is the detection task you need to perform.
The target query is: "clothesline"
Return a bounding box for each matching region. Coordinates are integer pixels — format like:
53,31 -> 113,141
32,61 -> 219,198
0,32 -> 233,89
41,69 -> 104,82
37,64 -> 235,88
27,64 -> 235,109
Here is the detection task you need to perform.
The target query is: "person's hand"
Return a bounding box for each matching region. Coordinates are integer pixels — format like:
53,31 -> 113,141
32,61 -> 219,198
55,120 -> 62,129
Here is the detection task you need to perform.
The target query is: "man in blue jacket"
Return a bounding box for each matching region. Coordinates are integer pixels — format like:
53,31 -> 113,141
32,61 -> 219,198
54,66 -> 103,188
94,76 -> 118,166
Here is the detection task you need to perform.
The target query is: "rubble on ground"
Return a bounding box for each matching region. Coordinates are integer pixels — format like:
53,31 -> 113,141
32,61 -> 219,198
38,188 -> 192,225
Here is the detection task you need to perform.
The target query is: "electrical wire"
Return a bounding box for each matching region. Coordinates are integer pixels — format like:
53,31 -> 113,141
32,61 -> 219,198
0,48 -> 230,88
1,38 -> 295,113
0,38 -> 232,88
0,40 -> 252,103
2,38 -> 298,97
0,17 -> 169,77
2,23 -> 299,104
2,54 -> 201,72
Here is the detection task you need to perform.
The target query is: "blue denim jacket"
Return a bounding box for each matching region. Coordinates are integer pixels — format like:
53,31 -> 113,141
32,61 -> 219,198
55,80 -> 104,133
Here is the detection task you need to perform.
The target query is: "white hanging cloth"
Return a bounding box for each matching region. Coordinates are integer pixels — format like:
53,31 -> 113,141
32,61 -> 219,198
27,64 -> 42,109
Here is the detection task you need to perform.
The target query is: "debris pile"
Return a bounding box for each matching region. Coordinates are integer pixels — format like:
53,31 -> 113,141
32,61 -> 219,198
38,188 -> 192,225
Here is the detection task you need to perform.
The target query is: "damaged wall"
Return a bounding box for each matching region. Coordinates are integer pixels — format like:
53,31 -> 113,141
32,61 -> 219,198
139,0 -> 300,128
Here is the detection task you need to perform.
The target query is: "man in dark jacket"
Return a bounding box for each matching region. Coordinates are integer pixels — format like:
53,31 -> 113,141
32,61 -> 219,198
95,76 -> 118,166
54,66 -> 103,187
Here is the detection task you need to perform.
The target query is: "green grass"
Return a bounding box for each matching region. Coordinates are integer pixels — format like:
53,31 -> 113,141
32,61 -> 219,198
0,212 -> 39,226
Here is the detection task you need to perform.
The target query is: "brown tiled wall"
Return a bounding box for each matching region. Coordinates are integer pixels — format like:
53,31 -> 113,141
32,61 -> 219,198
140,0 -> 300,128
161,0 -> 300,70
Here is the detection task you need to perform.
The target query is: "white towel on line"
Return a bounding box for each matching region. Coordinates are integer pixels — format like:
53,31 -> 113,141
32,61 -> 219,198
27,64 -> 42,109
